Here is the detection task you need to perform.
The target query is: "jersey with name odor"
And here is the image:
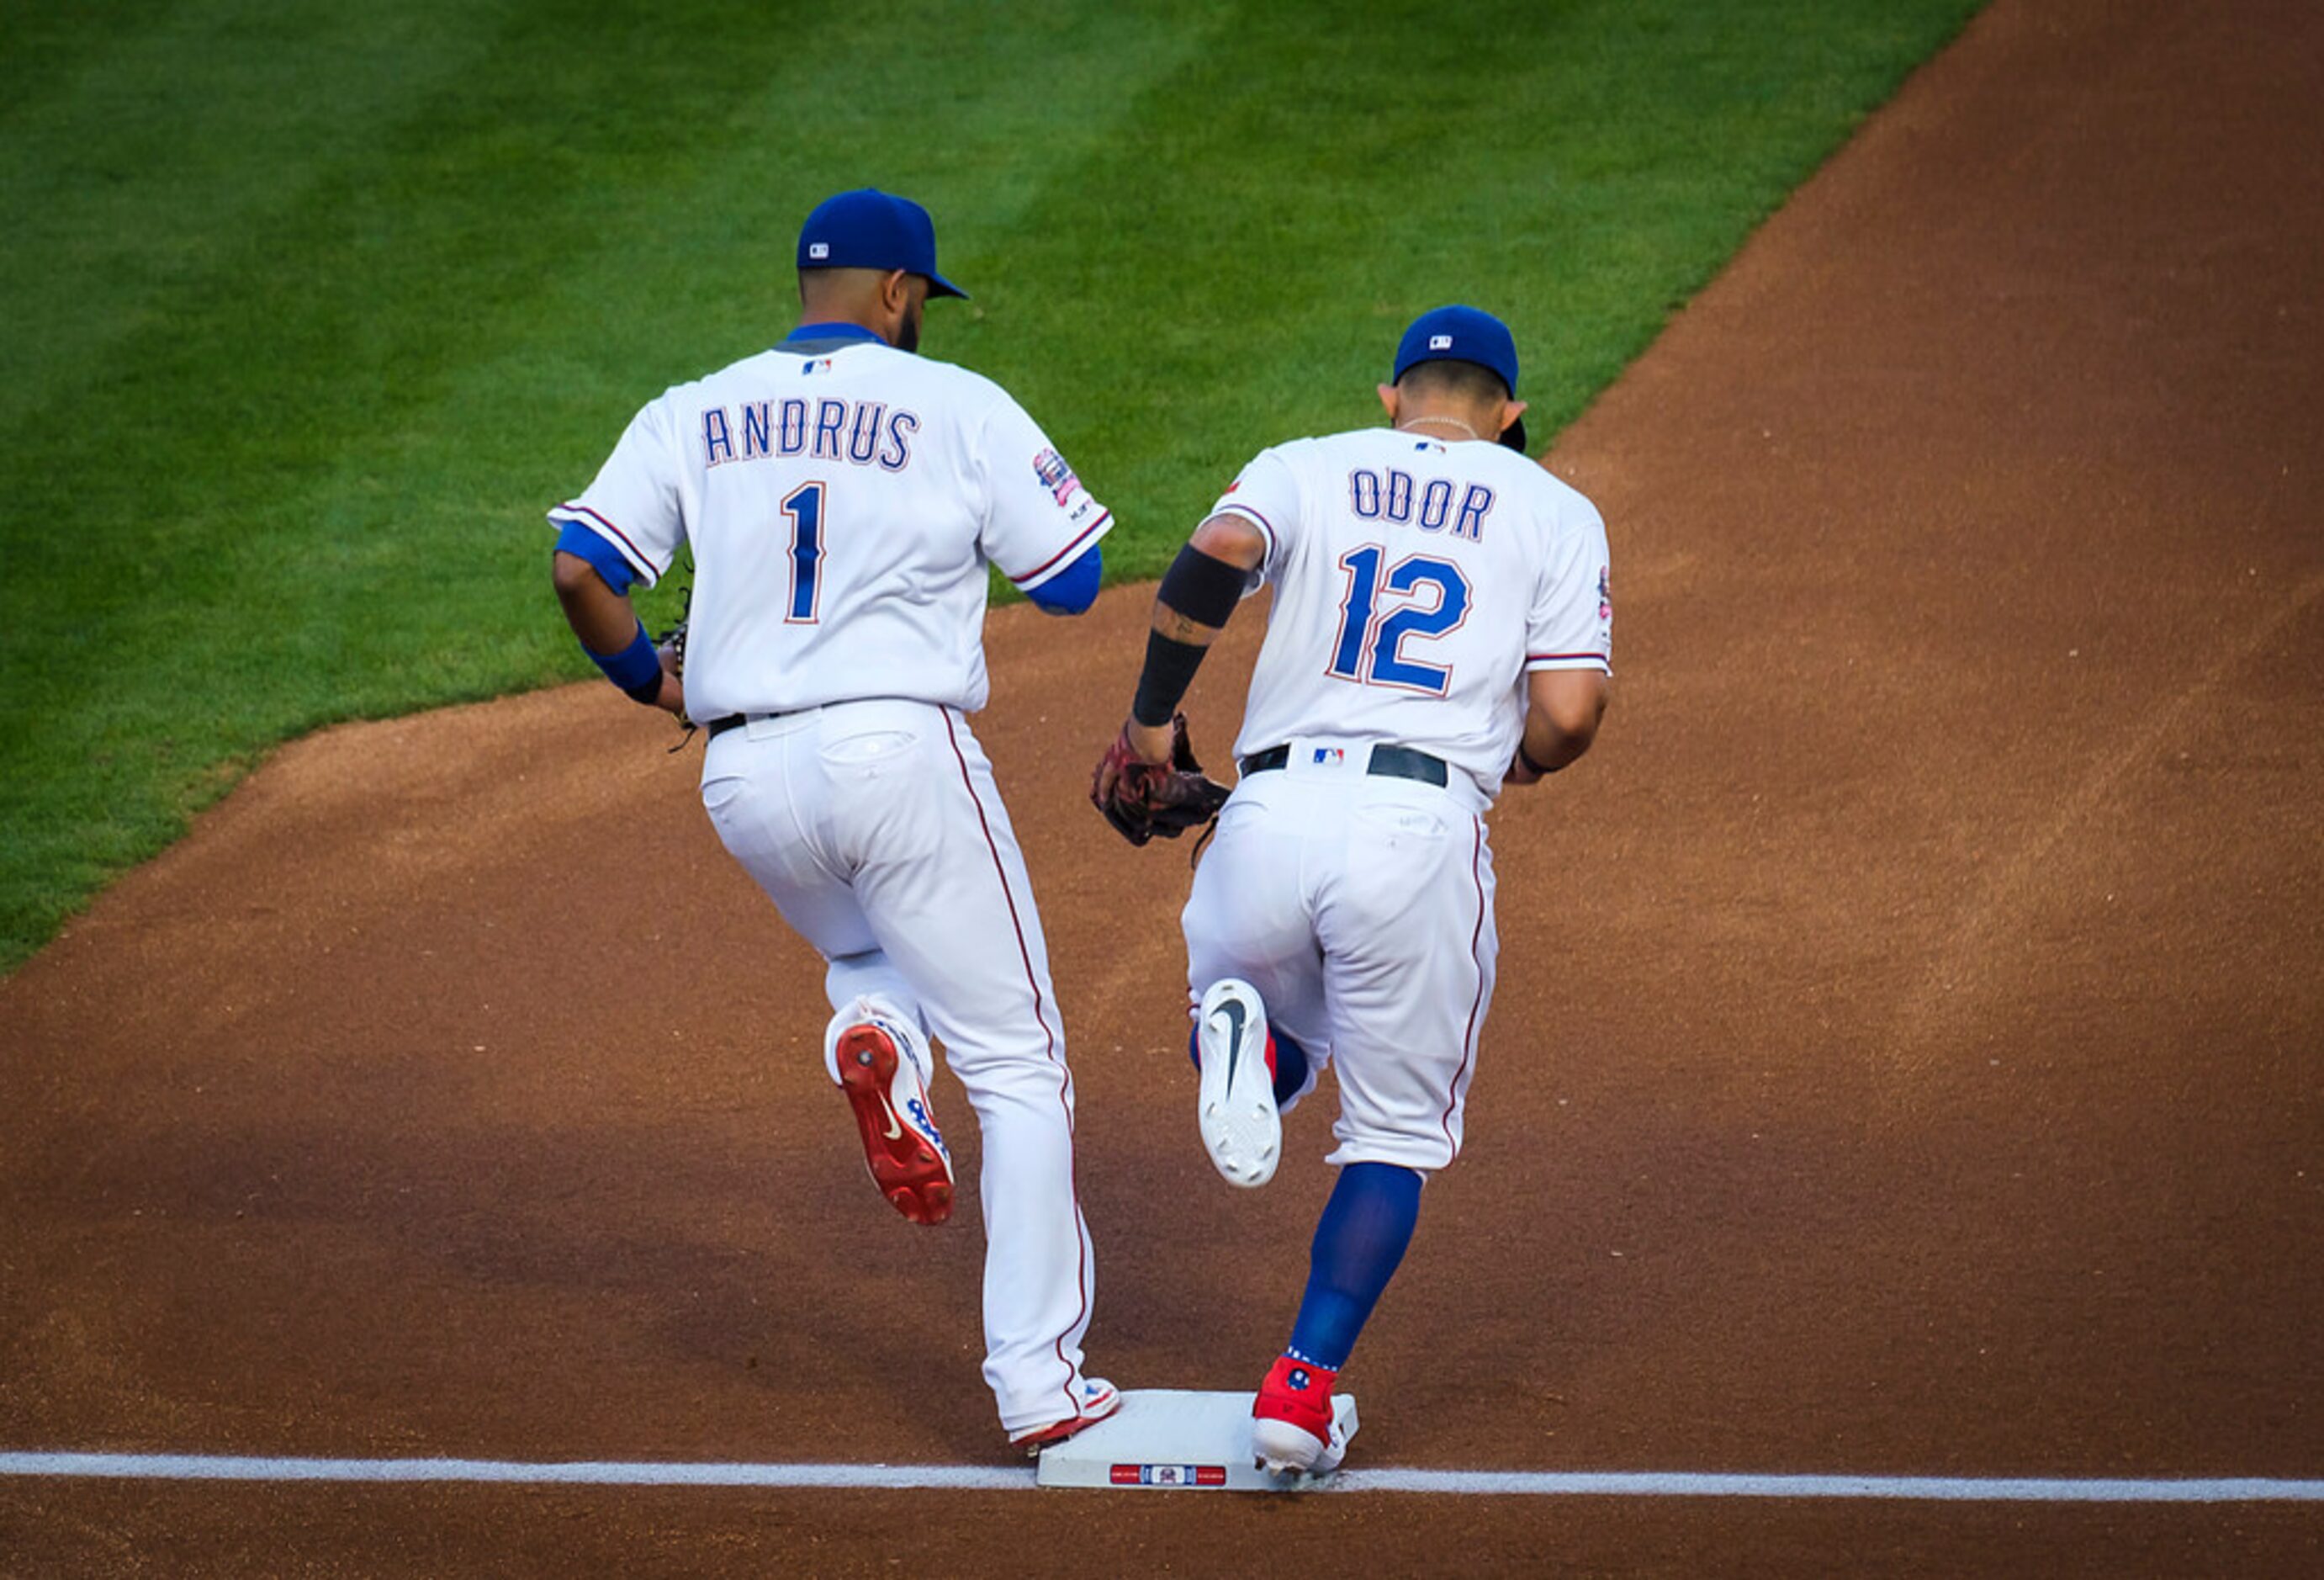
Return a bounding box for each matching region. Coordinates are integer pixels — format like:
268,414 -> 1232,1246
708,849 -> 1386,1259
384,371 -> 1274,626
1212,429 -> 1612,800
551,340 -> 1112,719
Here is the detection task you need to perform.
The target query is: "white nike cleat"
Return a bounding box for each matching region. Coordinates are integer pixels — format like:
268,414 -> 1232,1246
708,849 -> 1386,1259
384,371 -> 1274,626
823,997 -> 953,1225
1197,978 -> 1280,1188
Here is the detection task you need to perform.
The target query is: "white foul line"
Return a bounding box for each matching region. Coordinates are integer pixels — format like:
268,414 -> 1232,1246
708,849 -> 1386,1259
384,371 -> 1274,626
0,1454 -> 1035,1491
3,1453 -> 2321,1502
1331,1470 -> 2324,1503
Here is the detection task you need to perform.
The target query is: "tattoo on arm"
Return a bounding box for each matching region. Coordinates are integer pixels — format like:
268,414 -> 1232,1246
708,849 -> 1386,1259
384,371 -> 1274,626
1155,606 -> 1216,644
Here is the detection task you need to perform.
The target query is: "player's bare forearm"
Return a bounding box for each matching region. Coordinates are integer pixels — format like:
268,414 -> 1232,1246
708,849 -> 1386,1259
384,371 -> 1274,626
553,550 -> 639,649
553,550 -> 686,714
1508,670 -> 1609,786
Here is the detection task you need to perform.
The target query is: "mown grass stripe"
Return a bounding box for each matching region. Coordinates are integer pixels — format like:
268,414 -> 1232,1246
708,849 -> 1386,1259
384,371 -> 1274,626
0,0 -> 1985,968
0,1 -> 520,434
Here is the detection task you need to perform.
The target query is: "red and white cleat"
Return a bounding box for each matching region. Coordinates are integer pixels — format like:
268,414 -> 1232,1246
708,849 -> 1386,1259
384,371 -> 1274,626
823,999 -> 954,1226
1008,1378 -> 1123,1455
1252,1355 -> 1350,1475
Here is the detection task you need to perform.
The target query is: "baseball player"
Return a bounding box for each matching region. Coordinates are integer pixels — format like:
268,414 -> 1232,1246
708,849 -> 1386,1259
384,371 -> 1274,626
548,189 -> 1119,1451
1092,306 -> 1612,1474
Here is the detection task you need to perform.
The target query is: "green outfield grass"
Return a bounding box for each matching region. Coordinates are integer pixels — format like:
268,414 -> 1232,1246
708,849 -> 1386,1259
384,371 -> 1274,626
0,0 -> 1983,969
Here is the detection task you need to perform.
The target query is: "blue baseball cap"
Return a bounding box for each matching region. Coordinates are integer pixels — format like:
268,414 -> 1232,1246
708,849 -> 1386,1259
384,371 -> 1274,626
796,188 -> 968,300
1392,305 -> 1527,451
1392,305 -> 1518,395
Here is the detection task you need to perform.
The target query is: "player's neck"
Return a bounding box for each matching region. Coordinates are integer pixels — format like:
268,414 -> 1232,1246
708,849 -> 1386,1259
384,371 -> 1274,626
792,314 -> 892,346
1394,411 -> 1483,443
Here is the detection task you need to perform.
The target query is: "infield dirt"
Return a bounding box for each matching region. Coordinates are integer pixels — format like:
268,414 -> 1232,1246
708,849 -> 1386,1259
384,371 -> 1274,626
3,0 -> 2319,1573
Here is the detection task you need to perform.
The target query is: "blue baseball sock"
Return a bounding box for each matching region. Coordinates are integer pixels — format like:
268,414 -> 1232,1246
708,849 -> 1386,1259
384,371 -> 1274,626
1284,1162 -> 1423,1371
1267,1027 -> 1310,1107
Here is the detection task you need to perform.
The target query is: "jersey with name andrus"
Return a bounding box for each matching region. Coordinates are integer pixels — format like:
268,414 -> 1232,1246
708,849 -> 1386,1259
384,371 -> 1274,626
550,341 -> 1112,719
1210,428 -> 1612,799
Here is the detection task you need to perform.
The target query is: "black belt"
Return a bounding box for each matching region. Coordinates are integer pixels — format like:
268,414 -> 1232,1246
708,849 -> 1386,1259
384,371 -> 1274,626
1236,743 -> 1448,787
704,701 -> 892,738
705,709 -> 807,738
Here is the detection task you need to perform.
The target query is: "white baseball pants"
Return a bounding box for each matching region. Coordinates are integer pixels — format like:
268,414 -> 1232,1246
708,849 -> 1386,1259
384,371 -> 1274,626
699,697 -> 1098,1434
1183,744 -> 1499,1174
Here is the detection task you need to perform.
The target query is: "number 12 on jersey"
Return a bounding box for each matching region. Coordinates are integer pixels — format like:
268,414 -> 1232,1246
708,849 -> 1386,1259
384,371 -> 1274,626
782,481 -> 825,623
1327,546 -> 1471,694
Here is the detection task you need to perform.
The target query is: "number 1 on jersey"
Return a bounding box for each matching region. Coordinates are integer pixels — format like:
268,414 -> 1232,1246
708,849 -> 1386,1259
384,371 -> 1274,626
783,481 -> 825,623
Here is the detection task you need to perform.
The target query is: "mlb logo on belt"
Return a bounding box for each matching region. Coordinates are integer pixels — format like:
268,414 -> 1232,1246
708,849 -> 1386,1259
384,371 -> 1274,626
1310,748 -> 1344,766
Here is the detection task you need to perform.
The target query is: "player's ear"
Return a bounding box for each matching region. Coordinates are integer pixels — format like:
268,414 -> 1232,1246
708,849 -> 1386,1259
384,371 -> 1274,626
1496,399 -> 1529,437
1377,383 -> 1400,421
881,268 -> 911,312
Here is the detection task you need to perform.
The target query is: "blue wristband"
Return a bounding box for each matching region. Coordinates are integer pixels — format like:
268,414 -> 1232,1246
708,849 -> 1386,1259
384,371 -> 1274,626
586,622 -> 664,703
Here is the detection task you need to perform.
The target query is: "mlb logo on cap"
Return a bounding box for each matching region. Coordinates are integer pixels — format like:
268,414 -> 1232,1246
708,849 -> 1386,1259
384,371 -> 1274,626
808,242 -> 829,260
1394,305 -> 1519,395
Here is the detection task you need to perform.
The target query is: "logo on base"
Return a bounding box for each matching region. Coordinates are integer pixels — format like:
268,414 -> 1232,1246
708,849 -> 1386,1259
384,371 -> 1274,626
1110,1463 -> 1228,1487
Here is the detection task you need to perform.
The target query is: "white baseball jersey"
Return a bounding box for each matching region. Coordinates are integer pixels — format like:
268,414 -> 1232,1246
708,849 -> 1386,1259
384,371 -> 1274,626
548,332 -> 1114,1434
1210,428 -> 1612,798
549,337 -> 1112,720
1183,426 -> 1613,1173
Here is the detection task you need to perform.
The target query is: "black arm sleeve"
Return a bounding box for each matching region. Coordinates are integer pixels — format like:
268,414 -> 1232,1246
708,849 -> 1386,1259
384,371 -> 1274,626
1130,544 -> 1253,727
1131,630 -> 1206,727
1156,542 -> 1248,626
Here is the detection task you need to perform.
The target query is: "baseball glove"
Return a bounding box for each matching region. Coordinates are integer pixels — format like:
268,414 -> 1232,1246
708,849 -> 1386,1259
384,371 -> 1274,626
651,586 -> 693,743
1090,713 -> 1231,847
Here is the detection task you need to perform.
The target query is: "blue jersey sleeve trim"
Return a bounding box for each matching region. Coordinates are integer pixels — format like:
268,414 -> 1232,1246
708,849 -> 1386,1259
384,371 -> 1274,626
553,518 -> 638,595
1024,542 -> 1101,615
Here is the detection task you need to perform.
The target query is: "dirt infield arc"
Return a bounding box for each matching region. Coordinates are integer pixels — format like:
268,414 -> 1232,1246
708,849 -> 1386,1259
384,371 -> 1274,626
3,0 -> 2320,1572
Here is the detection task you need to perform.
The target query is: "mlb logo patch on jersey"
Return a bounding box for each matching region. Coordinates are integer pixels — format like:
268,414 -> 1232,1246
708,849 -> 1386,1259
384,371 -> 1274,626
801,356 -> 835,375
1032,446 -> 1079,506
